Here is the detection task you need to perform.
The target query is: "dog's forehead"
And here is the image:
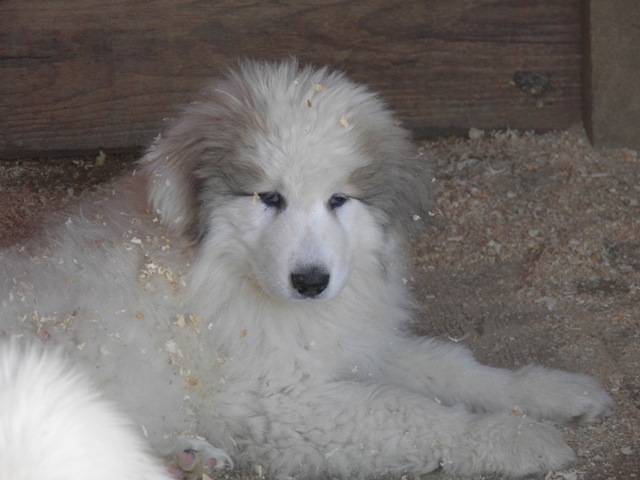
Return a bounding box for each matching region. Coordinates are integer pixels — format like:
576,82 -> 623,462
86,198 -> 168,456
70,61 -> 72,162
249,116 -> 368,197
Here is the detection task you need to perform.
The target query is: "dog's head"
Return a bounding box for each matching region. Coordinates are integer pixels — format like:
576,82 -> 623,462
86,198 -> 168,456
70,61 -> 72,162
142,60 -> 430,301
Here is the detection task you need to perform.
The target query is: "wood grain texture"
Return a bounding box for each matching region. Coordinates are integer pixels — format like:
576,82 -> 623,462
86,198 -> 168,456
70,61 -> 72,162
583,0 -> 640,149
0,0 -> 582,156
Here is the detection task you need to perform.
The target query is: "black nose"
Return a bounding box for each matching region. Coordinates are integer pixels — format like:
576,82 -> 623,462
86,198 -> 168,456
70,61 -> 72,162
291,266 -> 330,297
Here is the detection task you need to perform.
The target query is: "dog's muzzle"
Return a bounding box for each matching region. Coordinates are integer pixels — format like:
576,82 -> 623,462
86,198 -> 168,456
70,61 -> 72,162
290,266 -> 330,298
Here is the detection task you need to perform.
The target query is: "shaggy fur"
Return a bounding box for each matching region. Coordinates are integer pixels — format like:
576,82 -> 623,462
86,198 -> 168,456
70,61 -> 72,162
0,60 -> 613,479
0,342 -> 171,480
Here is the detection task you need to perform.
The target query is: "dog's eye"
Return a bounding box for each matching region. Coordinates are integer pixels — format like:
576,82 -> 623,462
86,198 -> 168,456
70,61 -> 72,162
258,192 -> 285,210
329,193 -> 349,210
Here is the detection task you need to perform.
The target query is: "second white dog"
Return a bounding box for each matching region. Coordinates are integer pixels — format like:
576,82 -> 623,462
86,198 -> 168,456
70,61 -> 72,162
0,343 -> 172,480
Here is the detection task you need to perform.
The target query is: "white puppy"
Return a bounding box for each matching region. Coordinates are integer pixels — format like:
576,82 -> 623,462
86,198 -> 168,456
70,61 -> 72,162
0,60 -> 613,479
0,343 -> 171,480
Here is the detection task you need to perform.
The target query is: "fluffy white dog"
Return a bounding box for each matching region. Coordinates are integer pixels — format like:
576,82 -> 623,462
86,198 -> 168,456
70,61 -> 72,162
1,60 -> 613,479
0,342 -> 172,480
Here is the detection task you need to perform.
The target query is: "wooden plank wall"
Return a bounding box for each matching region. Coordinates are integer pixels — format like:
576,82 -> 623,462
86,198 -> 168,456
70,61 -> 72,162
583,0 -> 640,150
0,0 -> 582,156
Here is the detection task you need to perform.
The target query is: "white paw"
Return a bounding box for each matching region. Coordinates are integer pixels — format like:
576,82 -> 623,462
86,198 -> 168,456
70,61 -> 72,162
512,366 -> 615,424
167,438 -> 233,480
443,413 -> 575,477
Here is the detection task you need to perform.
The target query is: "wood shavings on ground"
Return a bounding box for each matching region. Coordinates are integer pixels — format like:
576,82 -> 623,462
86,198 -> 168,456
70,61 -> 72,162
1,129 -> 638,479
411,127 -> 639,480
0,153 -> 134,247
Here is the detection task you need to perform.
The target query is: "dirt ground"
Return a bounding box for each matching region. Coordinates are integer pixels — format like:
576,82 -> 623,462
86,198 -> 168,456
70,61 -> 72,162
1,128 -> 638,479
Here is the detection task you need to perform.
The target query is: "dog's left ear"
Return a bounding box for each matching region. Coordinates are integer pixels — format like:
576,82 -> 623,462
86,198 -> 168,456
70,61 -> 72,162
351,121 -> 433,240
384,135 -> 433,239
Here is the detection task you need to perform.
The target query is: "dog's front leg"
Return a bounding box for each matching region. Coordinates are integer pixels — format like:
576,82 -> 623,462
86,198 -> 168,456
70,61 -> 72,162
252,381 -> 575,478
377,336 -> 614,424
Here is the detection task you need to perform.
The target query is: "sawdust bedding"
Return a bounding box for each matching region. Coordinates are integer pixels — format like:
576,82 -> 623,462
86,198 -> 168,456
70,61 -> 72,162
0,128 -> 638,479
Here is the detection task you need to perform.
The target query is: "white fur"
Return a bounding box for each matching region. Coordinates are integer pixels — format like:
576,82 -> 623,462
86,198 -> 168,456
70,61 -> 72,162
0,343 -> 171,480
0,60 -> 613,478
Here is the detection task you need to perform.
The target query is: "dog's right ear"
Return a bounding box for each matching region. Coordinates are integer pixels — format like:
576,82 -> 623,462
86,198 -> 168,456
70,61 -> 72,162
141,70 -> 267,244
142,140 -> 198,242
140,104 -> 232,244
